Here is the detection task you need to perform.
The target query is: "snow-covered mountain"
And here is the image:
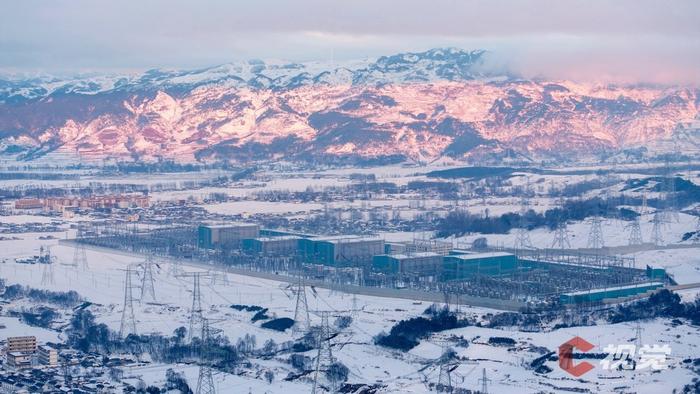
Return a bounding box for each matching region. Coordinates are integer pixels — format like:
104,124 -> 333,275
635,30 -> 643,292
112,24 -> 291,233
0,48 -> 698,163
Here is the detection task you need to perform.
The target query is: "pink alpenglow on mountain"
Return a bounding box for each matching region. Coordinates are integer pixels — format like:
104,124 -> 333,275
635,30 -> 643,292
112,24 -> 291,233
1,49 -> 698,163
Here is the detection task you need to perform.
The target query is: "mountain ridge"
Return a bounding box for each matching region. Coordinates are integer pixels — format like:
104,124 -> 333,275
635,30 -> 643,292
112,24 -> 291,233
0,48 -> 698,164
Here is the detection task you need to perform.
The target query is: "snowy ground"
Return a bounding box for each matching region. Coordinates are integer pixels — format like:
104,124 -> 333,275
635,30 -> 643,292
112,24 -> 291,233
2,162 -> 700,392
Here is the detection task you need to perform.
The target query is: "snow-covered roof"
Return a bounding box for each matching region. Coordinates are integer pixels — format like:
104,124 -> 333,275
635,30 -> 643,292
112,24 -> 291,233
448,252 -> 515,260
385,252 -> 442,260
564,282 -> 664,296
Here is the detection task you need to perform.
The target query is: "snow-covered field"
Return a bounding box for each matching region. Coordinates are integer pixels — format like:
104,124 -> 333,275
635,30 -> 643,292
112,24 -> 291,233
1,228 -> 699,393
1,162 -> 700,392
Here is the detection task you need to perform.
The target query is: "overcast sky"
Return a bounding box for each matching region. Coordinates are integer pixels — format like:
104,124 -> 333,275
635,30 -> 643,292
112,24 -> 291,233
1,0 -> 699,84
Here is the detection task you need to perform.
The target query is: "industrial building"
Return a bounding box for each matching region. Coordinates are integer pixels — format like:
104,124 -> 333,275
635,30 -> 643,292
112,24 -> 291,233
442,252 -> 518,281
198,223 -> 260,248
384,242 -> 408,255
299,235 -> 385,266
242,236 -> 301,255
81,219 -> 674,307
372,252 -> 443,277
405,239 -> 453,255
559,282 -> 664,304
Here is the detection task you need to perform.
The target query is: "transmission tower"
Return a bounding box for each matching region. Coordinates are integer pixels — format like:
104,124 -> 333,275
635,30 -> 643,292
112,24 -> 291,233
40,246 -> 55,285
437,346 -> 454,393
351,293 -> 359,319
694,214 -> 700,244
196,317 -> 221,394
626,217 -> 643,246
119,266 -> 138,338
514,195 -> 534,250
663,161 -> 680,223
650,211 -> 665,246
312,311 -> 335,394
178,272 -> 209,343
587,216 -> 605,249
292,276 -> 311,335
478,368 -> 491,394
72,227 -> 89,270
634,320 -> 643,350
551,222 -> 571,249
168,257 -> 184,277
41,261 -> 55,285
641,193 -> 649,215
210,270 -> 229,286
550,196 -> 571,249
139,256 -> 157,303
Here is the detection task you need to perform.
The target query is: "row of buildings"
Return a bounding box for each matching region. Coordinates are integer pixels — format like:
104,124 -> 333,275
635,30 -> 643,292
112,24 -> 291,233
197,223 -> 670,304
14,195 -> 150,213
4,336 -> 58,370
199,223 -> 389,266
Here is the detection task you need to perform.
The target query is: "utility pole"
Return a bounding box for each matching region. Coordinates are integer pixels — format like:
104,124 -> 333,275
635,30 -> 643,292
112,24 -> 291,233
119,266 -> 138,338
292,275 -> 311,335
312,311 -> 335,394
694,214 -> 700,244
140,256 -> 157,303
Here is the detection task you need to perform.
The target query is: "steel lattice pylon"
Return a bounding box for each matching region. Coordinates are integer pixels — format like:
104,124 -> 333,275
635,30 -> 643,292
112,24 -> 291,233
312,311 -> 335,394
139,257 -> 157,303
196,318 -> 221,394
351,293 -> 359,319
552,222 -> 572,249
40,246 -> 55,285
119,266 -> 138,338
587,216 -> 605,249
292,276 -> 311,335
437,346 -> 454,393
178,272 -> 208,343
627,217 -> 643,246
71,227 -> 88,270
478,368 -> 491,394
651,211 -> 666,246
551,196 -> 571,249
514,195 -> 534,250
635,320 -> 643,350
